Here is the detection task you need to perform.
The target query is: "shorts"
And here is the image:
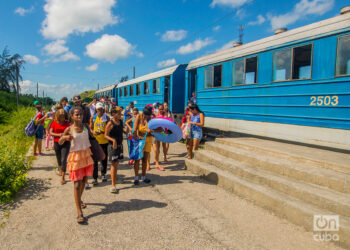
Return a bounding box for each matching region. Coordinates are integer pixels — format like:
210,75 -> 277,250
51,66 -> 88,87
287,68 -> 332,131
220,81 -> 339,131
191,129 -> 202,140
144,136 -> 153,153
109,144 -> 124,162
35,125 -> 44,140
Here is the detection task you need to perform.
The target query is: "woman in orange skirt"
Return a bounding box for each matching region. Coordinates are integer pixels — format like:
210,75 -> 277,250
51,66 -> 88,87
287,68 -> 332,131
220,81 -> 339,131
60,106 -> 94,224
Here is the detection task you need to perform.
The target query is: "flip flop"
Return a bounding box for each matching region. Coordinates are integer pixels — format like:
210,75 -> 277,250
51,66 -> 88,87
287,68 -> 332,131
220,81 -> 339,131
77,214 -> 85,224
156,166 -> 165,171
109,186 -> 118,193
81,201 -> 87,209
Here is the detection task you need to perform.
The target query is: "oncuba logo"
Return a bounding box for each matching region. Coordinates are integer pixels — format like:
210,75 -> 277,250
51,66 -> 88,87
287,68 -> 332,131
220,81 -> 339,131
313,215 -> 339,242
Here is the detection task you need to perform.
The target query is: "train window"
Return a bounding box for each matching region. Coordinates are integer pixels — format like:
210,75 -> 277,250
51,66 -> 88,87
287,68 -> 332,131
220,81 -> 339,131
292,44 -> 312,80
336,35 -> 350,76
153,79 -> 160,93
234,56 -> 257,85
119,88 -> 122,97
273,48 -> 292,81
204,65 -> 222,88
129,85 -> 134,96
144,81 -> 149,95
124,86 -> 128,97
136,83 -> 141,96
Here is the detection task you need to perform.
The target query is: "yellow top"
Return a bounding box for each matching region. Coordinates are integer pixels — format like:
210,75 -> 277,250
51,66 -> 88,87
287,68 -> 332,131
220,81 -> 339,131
93,115 -> 109,144
138,117 -> 152,153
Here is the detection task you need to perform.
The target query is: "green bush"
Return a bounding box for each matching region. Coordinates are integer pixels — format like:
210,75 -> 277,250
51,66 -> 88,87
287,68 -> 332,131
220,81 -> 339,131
0,107 -> 35,202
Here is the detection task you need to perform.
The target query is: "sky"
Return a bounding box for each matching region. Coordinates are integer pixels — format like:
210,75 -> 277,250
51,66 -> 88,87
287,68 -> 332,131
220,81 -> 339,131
0,0 -> 348,100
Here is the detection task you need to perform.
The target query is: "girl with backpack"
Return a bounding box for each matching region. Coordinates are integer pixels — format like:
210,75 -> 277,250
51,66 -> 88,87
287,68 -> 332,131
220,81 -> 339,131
33,104 -> 48,156
59,106 -> 94,224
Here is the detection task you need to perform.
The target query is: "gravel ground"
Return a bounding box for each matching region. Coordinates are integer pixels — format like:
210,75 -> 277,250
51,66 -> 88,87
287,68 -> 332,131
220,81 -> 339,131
0,141 -> 340,250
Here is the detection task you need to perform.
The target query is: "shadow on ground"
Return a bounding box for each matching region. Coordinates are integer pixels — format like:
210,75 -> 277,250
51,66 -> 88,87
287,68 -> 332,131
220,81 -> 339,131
86,199 -> 167,219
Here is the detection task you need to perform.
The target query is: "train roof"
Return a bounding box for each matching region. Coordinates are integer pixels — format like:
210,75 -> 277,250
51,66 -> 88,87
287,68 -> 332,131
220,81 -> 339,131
186,11 -> 350,70
95,84 -> 115,94
117,65 -> 183,88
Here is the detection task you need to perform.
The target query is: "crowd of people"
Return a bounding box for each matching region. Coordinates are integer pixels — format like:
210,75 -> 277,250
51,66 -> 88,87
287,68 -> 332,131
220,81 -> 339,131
31,94 -> 204,223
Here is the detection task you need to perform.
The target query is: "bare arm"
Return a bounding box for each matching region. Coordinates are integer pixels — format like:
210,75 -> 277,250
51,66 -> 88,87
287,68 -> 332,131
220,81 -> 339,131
133,114 -> 140,138
104,121 -> 115,143
59,126 -> 72,144
125,117 -> 133,131
189,113 -> 204,127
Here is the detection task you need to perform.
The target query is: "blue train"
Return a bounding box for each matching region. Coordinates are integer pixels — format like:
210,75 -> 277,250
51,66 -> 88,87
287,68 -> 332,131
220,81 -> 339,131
95,10 -> 350,150
116,64 -> 187,113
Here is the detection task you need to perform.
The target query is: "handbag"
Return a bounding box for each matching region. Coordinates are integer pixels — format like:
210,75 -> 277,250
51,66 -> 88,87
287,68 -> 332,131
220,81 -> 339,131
128,133 -> 147,161
85,124 -> 105,162
182,123 -> 191,139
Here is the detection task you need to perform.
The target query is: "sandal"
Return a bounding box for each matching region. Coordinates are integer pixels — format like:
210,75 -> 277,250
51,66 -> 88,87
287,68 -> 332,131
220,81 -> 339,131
156,166 -> 164,171
76,214 -> 85,224
109,186 -> 118,193
81,201 -> 87,209
61,180 -> 67,185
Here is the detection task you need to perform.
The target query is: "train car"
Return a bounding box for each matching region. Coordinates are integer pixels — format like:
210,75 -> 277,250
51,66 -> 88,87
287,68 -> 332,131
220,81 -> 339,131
94,84 -> 117,103
117,64 -> 187,113
185,8 -> 350,150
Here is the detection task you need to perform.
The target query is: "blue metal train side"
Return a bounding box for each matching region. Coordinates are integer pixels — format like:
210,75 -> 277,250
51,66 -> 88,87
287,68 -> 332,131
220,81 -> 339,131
117,65 -> 187,113
186,32 -> 350,130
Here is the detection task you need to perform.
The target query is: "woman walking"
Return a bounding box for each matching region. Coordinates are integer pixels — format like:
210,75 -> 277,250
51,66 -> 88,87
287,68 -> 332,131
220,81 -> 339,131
152,104 -> 166,170
187,104 -> 204,159
104,107 -> 124,193
90,102 -> 109,185
163,102 -> 174,163
33,103 -> 47,156
60,106 -> 94,224
45,106 -> 56,150
50,109 -> 71,184
132,106 -> 155,185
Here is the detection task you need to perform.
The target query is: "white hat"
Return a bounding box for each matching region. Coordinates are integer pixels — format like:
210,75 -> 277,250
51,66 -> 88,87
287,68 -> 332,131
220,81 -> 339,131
96,102 -> 104,110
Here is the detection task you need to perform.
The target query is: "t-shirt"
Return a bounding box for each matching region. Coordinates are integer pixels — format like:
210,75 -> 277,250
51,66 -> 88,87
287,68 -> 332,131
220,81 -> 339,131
93,115 -> 109,144
35,112 -> 44,125
51,121 -> 71,142
64,105 -> 71,114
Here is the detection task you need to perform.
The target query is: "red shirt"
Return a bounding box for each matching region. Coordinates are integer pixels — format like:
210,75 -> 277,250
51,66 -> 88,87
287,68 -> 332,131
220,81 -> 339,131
51,121 -> 71,142
36,112 -> 44,125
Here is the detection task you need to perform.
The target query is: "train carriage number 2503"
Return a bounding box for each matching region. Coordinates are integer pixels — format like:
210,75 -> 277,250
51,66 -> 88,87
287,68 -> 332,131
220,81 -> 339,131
310,96 -> 339,106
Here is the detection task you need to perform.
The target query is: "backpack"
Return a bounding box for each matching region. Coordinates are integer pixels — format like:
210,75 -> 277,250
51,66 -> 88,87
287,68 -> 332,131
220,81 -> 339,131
25,114 -> 39,137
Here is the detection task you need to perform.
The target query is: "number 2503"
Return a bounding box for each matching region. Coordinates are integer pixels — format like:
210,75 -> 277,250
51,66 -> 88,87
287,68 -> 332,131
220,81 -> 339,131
310,96 -> 338,106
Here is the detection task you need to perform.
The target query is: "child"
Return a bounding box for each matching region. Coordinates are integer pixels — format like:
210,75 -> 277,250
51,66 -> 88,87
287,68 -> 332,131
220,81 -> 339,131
125,108 -> 139,166
33,104 -> 47,156
187,104 -> 205,159
45,106 -> 56,150
104,107 -> 125,193
60,106 -> 94,223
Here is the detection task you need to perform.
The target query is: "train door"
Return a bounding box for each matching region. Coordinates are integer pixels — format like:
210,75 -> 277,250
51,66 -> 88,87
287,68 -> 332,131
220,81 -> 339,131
188,69 -> 197,101
164,76 -> 170,104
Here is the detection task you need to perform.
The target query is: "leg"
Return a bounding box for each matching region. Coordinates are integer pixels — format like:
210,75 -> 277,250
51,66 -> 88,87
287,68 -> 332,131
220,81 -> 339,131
154,141 -> 163,170
141,152 -> 151,183
61,142 -> 70,184
100,144 -> 108,179
38,139 -> 42,154
186,139 -> 193,159
93,160 -> 99,181
54,142 -> 63,177
162,142 -> 168,162
111,160 -> 119,186
134,159 -> 140,184
146,152 -> 150,171
33,139 -> 38,154
74,181 -> 83,216
193,139 -> 200,151
80,176 -> 88,208
45,131 -> 49,149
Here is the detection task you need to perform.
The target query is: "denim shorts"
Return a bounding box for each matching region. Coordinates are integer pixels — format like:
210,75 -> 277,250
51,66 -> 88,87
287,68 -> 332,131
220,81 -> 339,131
191,129 -> 202,140
35,125 -> 44,140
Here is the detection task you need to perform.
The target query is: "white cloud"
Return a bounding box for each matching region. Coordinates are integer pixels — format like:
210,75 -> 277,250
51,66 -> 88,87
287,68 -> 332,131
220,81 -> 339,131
161,30 -> 187,42
86,63 -> 99,71
41,0 -> 118,39
213,25 -> 221,31
23,55 -> 40,64
43,40 -> 69,56
52,52 -> 80,62
14,6 -> 34,16
268,0 -> 334,30
176,38 -> 215,55
157,59 -> 176,68
85,34 -> 137,63
248,15 -> 266,26
216,40 -> 235,51
20,80 -> 87,100
210,0 -> 251,8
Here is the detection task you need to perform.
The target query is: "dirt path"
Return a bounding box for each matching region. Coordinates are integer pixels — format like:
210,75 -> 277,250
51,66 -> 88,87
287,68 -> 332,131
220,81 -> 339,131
0,141 -> 339,249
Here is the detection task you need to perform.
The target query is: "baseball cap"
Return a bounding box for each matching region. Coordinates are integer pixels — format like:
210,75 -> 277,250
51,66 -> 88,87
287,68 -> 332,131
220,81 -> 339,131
34,100 -> 40,105
96,102 -> 104,110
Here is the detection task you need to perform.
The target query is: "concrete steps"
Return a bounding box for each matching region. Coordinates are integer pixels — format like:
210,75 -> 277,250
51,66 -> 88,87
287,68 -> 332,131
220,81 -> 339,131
185,137 -> 350,248
205,141 -> 350,194
216,138 -> 350,175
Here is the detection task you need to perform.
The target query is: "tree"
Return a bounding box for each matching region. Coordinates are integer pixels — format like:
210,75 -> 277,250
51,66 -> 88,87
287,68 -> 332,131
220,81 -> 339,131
120,75 -> 129,83
0,47 -> 25,93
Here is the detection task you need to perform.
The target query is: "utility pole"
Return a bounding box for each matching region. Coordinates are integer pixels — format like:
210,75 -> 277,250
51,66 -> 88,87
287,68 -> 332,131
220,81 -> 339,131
97,83 -> 99,90
238,24 -> 244,44
43,90 -> 44,106
36,82 -> 38,98
16,63 -> 19,106
133,66 -> 135,79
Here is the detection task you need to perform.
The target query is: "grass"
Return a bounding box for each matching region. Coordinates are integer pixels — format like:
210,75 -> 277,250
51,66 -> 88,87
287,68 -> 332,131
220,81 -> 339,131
0,107 -> 35,203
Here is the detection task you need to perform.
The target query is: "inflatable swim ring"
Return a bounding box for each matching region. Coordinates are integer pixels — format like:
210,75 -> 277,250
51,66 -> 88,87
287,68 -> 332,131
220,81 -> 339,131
148,117 -> 182,143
